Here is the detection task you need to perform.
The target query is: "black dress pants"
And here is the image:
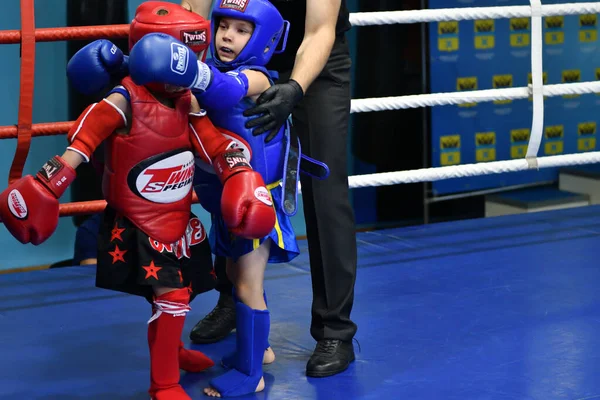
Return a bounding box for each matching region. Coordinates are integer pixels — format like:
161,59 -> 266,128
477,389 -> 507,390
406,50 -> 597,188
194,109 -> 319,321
281,35 -> 358,342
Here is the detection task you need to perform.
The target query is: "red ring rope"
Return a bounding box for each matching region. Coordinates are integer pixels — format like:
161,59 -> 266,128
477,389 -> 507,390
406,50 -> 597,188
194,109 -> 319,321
58,191 -> 201,217
0,25 -> 130,45
0,122 -> 74,139
0,8 -> 132,218
9,0 -> 36,185
0,10 -> 203,219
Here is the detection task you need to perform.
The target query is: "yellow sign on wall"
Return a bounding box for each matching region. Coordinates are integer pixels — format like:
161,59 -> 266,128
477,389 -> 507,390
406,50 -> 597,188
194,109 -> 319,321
440,135 -> 461,166
475,132 -> 496,162
579,14 -> 597,42
578,122 -> 597,152
474,19 -> 495,50
510,129 -> 530,159
544,125 -> 564,155
438,21 -> 459,52
456,77 -> 477,107
510,18 -> 530,47
545,16 -> 564,45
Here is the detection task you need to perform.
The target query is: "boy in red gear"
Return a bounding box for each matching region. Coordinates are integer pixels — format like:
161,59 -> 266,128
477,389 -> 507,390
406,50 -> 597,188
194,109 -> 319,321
0,3 -> 275,399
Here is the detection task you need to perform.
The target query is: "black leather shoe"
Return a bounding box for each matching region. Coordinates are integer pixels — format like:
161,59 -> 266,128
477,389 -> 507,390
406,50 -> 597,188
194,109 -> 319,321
306,339 -> 355,377
189,292 -> 236,344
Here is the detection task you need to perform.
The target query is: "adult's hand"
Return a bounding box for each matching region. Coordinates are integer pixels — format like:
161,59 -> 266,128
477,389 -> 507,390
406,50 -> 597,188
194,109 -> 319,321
243,79 -> 304,142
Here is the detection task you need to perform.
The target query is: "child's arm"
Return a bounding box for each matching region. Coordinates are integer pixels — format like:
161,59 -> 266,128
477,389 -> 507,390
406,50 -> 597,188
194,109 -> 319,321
242,69 -> 272,101
0,91 -> 128,245
65,91 -> 129,169
187,111 -> 275,239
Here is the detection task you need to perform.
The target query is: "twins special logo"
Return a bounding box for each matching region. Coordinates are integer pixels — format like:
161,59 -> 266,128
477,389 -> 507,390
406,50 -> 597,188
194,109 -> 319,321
129,150 -> 195,204
220,0 -> 249,12
182,30 -> 207,46
545,125 -> 564,139
7,189 -> 27,220
170,43 -> 189,75
578,122 -> 596,136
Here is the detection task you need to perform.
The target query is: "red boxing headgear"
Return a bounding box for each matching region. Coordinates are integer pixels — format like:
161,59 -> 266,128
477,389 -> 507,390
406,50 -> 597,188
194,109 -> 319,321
129,1 -> 211,62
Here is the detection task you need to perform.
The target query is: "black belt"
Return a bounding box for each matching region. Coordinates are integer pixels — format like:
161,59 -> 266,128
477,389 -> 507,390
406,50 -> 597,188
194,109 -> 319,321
281,117 -> 330,216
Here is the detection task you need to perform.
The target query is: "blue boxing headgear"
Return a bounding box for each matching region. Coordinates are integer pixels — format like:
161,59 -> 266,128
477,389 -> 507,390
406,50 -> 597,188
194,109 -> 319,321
211,0 -> 290,68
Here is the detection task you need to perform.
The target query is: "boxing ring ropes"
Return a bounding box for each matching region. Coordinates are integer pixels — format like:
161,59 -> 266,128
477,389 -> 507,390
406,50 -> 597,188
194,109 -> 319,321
1,1 -> 600,221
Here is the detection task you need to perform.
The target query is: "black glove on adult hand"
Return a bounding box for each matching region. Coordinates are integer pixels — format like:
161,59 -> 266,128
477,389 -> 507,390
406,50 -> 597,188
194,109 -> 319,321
243,79 -> 304,142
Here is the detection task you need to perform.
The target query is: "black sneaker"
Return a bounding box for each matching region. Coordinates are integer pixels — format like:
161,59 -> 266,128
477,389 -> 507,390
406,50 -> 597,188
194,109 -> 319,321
306,339 -> 355,378
189,292 -> 236,344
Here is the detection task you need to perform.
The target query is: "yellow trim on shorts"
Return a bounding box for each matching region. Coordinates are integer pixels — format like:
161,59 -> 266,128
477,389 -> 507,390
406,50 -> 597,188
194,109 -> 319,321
266,180 -> 281,190
253,180 -> 285,250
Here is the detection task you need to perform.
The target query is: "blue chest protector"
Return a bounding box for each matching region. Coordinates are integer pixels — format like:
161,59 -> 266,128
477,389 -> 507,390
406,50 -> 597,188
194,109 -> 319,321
193,64 -> 286,215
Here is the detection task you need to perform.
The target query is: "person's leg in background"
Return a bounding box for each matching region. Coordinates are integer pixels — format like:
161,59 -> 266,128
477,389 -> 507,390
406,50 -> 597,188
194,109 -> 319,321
190,255 -> 237,343
189,175 -> 238,344
287,35 -> 358,377
73,212 -> 102,265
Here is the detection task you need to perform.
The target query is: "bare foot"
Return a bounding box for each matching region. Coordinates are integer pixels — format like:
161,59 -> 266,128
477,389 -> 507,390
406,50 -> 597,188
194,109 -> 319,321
263,347 -> 275,365
203,377 -> 265,397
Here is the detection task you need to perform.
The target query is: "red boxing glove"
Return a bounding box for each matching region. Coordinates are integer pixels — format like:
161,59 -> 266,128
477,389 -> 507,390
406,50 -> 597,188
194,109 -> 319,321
0,156 -> 76,245
213,149 -> 275,239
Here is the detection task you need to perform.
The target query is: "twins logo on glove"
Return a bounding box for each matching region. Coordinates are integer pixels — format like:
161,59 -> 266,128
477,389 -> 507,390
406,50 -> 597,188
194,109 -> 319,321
254,186 -> 273,206
170,43 -> 190,76
7,190 -> 28,219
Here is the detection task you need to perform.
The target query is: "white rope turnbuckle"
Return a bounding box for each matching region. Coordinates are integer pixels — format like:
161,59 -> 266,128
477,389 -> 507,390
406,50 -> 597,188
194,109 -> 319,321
525,0 -> 544,165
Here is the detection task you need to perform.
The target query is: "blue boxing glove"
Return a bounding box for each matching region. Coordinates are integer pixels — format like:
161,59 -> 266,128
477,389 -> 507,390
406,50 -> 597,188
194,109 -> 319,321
130,33 -> 249,110
129,33 -> 207,90
67,39 -> 129,96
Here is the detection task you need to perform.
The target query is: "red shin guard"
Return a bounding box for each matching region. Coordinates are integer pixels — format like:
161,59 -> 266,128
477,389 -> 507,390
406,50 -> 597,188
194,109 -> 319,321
178,341 -> 215,372
148,288 -> 192,400
148,323 -> 215,373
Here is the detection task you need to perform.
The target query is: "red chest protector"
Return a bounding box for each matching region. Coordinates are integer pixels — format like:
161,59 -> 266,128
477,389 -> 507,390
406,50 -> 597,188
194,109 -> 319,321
103,77 -> 195,244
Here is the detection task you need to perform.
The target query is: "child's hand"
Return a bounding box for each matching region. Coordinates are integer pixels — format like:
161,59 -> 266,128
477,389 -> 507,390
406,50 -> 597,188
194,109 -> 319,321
190,95 -> 201,114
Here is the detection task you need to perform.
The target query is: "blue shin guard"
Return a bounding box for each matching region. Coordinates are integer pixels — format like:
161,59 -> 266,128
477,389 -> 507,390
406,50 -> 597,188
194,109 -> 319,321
221,291 -> 270,369
209,301 -> 270,397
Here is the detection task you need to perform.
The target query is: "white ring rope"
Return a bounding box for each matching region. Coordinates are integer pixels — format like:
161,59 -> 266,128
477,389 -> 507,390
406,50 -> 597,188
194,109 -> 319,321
350,81 -> 600,113
349,3 -> 600,26
341,2 -> 600,188
348,152 -> 600,188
